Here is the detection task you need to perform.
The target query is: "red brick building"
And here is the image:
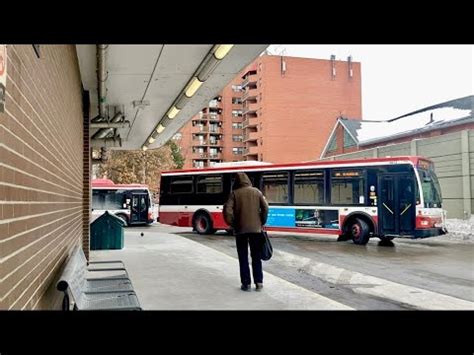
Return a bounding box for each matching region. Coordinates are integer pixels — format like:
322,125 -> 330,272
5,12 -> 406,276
320,95 -> 474,158
176,54 -> 362,167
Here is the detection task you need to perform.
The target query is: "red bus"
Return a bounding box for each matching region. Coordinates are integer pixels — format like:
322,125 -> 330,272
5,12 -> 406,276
92,179 -> 155,226
158,156 -> 447,244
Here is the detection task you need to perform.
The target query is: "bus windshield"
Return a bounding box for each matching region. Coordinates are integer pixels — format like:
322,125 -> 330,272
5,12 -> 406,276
417,168 -> 442,208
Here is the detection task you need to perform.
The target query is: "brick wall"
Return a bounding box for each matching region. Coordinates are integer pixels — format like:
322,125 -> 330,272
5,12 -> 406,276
259,55 -> 362,163
0,45 -> 85,310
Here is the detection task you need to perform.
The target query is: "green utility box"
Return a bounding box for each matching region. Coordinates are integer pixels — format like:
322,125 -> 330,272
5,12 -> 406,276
90,211 -> 125,250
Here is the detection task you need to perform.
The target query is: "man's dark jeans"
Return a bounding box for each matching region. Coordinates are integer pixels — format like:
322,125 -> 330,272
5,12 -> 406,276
235,233 -> 263,286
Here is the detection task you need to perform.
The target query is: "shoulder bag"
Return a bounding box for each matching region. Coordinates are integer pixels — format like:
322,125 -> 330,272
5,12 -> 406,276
261,228 -> 273,261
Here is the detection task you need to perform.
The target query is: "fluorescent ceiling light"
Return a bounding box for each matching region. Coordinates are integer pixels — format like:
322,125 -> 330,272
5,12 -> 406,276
142,146 -> 148,151
185,77 -> 203,97
214,45 -> 234,60
148,137 -> 156,144
156,124 -> 165,134
167,106 -> 180,119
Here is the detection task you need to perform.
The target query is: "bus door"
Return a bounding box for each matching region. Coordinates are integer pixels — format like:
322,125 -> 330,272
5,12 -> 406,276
130,193 -> 149,224
378,174 -> 416,236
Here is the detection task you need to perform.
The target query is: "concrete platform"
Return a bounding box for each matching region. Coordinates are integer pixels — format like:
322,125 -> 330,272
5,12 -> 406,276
91,228 -> 352,310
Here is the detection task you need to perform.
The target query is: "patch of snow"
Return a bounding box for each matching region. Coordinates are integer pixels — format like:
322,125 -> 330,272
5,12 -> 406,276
443,217 -> 474,242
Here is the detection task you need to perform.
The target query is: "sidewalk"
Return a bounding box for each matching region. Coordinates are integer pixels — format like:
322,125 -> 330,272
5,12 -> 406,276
91,228 -> 352,310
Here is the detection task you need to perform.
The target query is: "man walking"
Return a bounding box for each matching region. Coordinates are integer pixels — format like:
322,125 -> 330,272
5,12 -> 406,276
223,172 -> 269,292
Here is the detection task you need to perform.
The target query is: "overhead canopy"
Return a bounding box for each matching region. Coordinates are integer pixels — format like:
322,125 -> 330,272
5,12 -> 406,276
76,45 -> 268,150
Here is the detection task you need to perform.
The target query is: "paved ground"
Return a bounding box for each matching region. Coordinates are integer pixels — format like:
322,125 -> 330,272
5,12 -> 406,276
91,223 -> 474,310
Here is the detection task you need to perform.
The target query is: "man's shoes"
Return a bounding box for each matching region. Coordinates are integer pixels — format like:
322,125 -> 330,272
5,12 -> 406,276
241,284 -> 251,292
255,283 -> 263,291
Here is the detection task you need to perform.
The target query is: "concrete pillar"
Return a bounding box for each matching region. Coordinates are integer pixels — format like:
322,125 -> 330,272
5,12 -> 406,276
461,130 -> 471,219
410,139 -> 418,156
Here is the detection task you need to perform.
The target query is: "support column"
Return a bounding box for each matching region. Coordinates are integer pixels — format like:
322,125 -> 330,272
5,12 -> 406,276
372,147 -> 379,158
461,130 -> 471,219
410,139 -> 418,156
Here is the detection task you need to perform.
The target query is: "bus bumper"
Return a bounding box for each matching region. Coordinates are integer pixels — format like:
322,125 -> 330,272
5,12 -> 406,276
413,227 -> 447,239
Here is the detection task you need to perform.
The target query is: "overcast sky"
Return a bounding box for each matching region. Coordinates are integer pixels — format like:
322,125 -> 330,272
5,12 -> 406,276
267,45 -> 473,120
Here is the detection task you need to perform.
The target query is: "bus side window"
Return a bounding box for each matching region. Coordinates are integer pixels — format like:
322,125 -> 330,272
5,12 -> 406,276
197,175 -> 223,194
262,172 -> 289,204
330,170 -> 365,205
294,171 -> 324,205
170,177 -> 194,194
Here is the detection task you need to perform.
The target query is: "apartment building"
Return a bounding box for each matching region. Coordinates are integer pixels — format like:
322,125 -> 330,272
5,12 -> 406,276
177,54 -> 362,167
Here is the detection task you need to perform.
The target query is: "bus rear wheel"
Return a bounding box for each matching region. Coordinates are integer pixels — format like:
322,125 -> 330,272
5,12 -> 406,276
193,213 -> 215,235
349,218 -> 370,245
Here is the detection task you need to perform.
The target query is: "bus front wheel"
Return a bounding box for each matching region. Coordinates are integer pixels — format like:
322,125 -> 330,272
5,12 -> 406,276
349,218 -> 370,245
193,213 -> 215,235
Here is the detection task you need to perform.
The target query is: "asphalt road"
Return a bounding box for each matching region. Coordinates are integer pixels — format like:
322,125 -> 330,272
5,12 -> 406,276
139,224 -> 473,310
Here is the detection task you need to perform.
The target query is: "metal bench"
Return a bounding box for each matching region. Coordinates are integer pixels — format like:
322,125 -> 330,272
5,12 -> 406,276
57,246 -> 142,310
78,248 -> 128,279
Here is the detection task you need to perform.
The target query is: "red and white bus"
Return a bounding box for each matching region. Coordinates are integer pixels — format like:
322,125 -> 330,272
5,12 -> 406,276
92,179 -> 155,226
158,156 -> 447,244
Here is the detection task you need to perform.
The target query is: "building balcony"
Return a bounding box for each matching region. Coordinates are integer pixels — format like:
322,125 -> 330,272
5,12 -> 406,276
192,152 -> 222,160
192,140 -> 208,146
242,88 -> 258,102
193,116 -> 207,123
241,73 -> 257,89
242,103 -> 259,115
207,106 -> 223,113
243,131 -> 258,142
192,126 -> 221,134
208,114 -> 221,122
208,152 -> 222,160
192,152 -> 208,159
242,117 -> 258,128
243,146 -> 259,156
208,140 -> 222,146
192,125 -> 208,133
208,127 -> 221,134
208,97 -> 222,108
